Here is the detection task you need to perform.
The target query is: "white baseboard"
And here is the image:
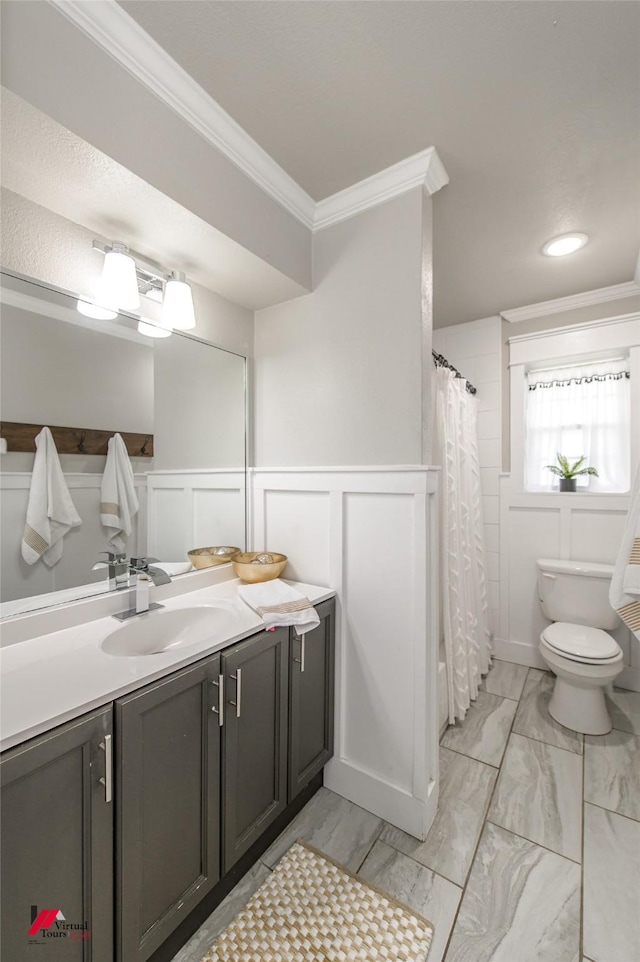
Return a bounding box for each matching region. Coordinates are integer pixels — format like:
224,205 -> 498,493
323,757 -> 432,840
618,665 -> 640,693
492,637 -> 546,669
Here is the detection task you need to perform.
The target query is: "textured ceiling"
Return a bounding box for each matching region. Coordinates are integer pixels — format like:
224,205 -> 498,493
117,0 -> 640,327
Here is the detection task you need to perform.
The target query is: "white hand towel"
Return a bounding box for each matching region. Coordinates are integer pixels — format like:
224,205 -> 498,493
238,579 -> 321,636
22,427 -> 82,567
100,434 -> 139,551
610,464 -> 640,637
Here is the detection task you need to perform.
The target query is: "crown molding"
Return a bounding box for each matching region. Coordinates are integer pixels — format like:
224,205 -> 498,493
506,310 -> 640,346
51,0 -> 317,228
501,281 -> 640,323
313,147 -> 448,231
50,0 -> 448,234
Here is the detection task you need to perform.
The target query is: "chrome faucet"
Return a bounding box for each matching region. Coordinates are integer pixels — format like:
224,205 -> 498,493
113,557 -> 172,621
92,551 -> 129,591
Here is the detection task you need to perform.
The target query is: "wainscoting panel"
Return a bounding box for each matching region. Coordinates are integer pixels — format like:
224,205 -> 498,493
147,470 -> 246,561
258,489 -> 331,585
251,467 -> 440,840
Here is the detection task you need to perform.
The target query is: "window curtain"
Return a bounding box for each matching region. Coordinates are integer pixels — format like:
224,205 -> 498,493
434,367 -> 491,723
525,359 -> 631,493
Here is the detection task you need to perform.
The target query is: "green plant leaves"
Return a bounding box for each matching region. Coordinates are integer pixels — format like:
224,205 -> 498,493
545,453 -> 599,479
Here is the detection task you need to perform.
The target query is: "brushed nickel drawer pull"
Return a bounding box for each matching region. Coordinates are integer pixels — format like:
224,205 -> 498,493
229,670 -> 242,718
98,734 -> 112,804
294,634 -> 306,672
211,674 -> 224,726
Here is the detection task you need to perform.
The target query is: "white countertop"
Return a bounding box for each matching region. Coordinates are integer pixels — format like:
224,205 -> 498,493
0,578 -> 335,752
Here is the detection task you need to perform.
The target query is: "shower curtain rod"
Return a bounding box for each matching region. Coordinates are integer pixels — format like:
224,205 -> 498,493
432,350 -> 477,395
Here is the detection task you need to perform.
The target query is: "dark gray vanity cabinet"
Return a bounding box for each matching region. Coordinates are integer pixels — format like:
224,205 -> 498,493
221,626 -> 289,873
288,597 -> 336,801
116,655 -> 222,962
0,706 -> 114,962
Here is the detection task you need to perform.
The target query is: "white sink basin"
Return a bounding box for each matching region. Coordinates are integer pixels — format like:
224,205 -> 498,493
101,605 -> 239,657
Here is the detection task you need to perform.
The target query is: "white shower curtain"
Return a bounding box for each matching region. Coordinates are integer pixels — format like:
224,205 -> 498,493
434,367 -> 492,723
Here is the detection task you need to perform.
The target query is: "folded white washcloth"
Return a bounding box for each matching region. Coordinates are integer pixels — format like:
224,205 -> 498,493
22,427 -> 82,567
610,464 -> 640,637
100,434 -> 139,551
238,579 -> 320,636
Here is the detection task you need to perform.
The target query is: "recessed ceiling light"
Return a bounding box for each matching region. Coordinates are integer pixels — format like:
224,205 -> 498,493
542,233 -> 589,257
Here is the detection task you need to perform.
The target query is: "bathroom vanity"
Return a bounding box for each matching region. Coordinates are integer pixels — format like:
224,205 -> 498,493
0,583 -> 335,962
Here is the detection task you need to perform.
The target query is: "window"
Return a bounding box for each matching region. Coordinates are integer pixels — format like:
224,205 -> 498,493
525,357 -> 631,493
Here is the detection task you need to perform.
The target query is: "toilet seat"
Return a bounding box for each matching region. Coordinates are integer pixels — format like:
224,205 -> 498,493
541,622 -> 621,664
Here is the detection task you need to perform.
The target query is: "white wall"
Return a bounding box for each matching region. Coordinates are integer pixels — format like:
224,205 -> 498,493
432,316 -> 502,638
153,334 -> 245,471
253,189 -> 429,466
251,467 -> 440,840
0,300 -> 154,434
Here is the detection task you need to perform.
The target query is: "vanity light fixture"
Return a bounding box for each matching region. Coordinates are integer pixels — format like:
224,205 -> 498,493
542,233 -> 589,257
161,271 -> 196,331
77,241 -> 196,333
99,242 -> 140,310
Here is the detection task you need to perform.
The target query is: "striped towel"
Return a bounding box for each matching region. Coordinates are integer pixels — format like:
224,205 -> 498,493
22,427 -> 82,567
238,579 -> 320,636
100,434 -> 139,551
610,464 -> 640,638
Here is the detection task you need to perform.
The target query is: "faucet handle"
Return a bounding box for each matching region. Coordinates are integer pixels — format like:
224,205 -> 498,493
97,551 -> 127,562
129,557 -> 159,571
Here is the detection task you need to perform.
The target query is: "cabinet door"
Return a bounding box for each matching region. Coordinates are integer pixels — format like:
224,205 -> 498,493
0,706 -> 113,962
116,655 -> 221,962
289,598 -> 336,801
222,627 -> 288,873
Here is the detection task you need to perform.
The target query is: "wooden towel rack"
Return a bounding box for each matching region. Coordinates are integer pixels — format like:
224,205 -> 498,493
0,422 -> 154,458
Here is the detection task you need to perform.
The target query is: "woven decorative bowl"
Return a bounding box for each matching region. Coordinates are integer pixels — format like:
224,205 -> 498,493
187,546 -> 241,569
231,551 -> 288,583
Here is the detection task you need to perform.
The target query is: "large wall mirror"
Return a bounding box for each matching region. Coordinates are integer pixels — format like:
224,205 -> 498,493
0,271 -> 247,618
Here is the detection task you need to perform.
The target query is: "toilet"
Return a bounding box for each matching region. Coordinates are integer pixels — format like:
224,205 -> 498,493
537,558 -> 624,735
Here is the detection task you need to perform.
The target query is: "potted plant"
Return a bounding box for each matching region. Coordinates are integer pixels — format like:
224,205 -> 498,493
546,453 -> 599,492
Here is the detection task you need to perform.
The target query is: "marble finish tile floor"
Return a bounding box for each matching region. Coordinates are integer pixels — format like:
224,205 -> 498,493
172,669 -> 639,962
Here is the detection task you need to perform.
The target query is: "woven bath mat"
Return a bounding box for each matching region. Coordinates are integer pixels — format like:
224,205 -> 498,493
200,839 -> 434,961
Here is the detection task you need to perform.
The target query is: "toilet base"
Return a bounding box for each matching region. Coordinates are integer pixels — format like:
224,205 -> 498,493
548,677 -> 612,735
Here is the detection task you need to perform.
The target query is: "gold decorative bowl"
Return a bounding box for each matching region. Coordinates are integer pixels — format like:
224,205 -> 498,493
187,546 -> 241,569
231,551 -> 288,583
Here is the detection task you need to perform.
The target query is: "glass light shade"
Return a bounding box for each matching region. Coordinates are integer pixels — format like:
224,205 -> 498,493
76,299 -> 118,320
100,244 -> 140,310
137,318 -> 172,339
162,272 -> 196,330
542,233 -> 589,257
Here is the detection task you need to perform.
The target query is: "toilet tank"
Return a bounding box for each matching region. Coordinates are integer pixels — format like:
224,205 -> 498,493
537,559 -> 621,630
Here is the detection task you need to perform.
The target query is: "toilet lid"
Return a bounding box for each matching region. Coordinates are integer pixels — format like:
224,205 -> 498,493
542,622 -> 621,660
